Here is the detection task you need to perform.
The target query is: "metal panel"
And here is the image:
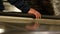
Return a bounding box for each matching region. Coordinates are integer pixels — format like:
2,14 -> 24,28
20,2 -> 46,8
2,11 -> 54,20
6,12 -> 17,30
0,16 -> 60,25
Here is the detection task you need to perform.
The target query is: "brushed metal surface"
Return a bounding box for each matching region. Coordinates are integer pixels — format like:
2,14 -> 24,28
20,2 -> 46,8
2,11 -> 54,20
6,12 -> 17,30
2,32 -> 60,34
0,16 -> 60,25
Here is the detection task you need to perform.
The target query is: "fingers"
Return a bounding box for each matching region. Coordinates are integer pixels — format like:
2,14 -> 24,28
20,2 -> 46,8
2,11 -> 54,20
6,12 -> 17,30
34,11 -> 41,19
28,8 -> 41,19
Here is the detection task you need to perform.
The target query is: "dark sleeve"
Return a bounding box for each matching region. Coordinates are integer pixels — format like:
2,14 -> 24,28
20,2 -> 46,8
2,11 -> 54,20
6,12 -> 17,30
0,0 -> 5,10
8,0 -> 30,13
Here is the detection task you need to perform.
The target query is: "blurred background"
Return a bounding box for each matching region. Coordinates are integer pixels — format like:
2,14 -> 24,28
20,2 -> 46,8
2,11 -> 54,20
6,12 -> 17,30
3,0 -> 60,15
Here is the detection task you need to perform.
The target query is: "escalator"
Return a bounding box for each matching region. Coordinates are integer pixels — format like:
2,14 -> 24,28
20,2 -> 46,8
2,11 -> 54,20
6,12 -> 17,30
0,0 -> 60,34
0,12 -> 60,34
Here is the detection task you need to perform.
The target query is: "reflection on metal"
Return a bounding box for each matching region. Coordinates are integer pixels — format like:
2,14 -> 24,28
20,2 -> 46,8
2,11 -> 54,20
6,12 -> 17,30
0,28 -> 5,34
0,23 -> 5,34
2,32 -> 60,34
0,16 -> 60,34
0,16 -> 60,25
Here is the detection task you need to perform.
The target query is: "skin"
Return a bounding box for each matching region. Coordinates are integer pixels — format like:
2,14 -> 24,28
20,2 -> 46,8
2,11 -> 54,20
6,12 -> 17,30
25,8 -> 41,30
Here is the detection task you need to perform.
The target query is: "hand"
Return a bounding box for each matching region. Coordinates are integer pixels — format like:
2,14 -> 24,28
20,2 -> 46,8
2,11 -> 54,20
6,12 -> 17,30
25,8 -> 41,30
28,8 -> 41,19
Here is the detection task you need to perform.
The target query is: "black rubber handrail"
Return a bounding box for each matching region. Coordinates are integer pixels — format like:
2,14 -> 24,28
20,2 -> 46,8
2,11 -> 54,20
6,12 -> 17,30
0,12 -> 60,19
0,12 -> 36,18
